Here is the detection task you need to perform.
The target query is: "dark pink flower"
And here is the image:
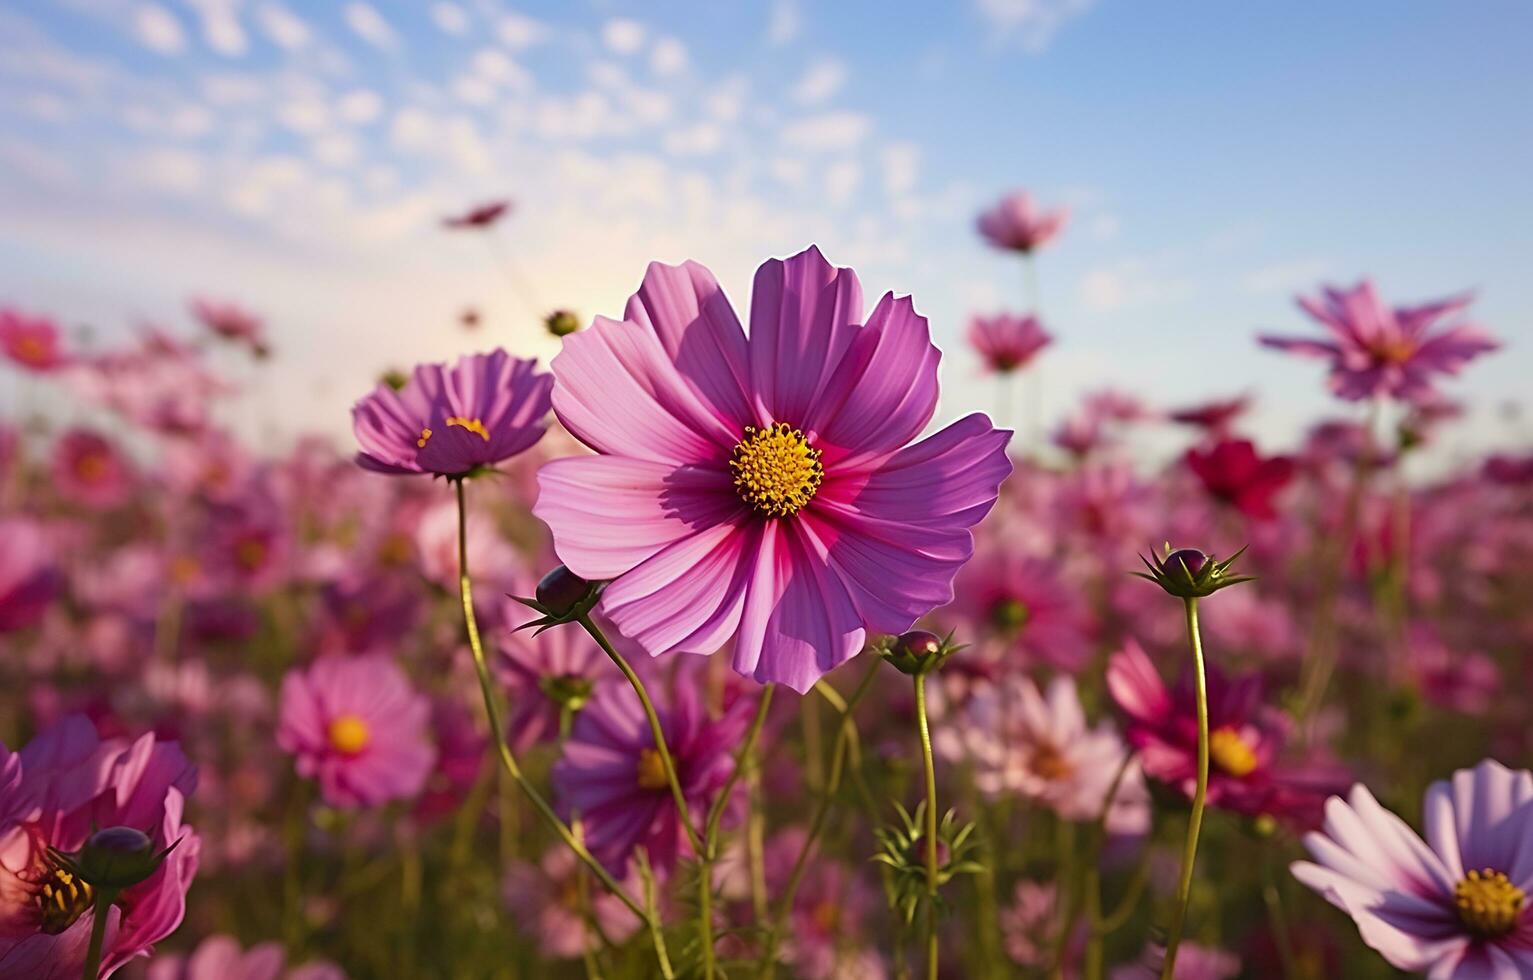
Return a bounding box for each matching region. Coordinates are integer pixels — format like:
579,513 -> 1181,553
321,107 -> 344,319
189,298 -> 269,358
497,608 -> 606,753
0,716 -> 200,978
352,349 -> 553,478
535,246 -> 1012,693
1185,438 -> 1295,520
0,518 -> 61,633
1260,280 -> 1499,402
0,309 -> 68,373
277,655 -> 436,808
51,429 -> 134,510
1292,759 -> 1533,977
967,312 -> 1052,373
1168,395 -> 1251,436
945,550 -> 1093,671
1107,639 -> 1345,828
976,191 -> 1069,253
146,933 -> 345,979
442,199 -> 512,229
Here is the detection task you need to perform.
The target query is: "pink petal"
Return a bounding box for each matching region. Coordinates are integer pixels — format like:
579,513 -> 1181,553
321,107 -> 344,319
747,246 -> 863,429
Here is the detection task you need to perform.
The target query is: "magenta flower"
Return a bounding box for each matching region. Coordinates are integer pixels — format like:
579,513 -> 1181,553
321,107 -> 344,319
1184,438 -> 1295,521
0,518 -> 61,633
975,191 -> 1069,254
1260,280 -> 1499,402
496,607 -> 606,752
352,349 -> 553,478
146,934 -> 345,980
945,550 -> 1093,671
0,716 -> 200,978
1167,395 -> 1250,436
1107,639 -> 1345,828
442,199 -> 513,229
535,246 -> 1012,693
189,298 -> 269,358
51,429 -> 135,510
968,312 -> 1052,373
552,681 -> 747,872
1292,759 -> 1533,978
0,308 -> 68,373
502,848 -> 640,960
276,655 -> 436,808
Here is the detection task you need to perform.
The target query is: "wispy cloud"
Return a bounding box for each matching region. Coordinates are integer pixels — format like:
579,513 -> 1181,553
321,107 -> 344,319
973,0 -> 1096,52
344,3 -> 397,52
780,111 -> 873,151
132,3 -> 185,55
791,58 -> 847,105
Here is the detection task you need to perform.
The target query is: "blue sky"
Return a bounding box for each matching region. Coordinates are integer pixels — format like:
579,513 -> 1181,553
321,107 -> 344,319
1,1 -> 1528,464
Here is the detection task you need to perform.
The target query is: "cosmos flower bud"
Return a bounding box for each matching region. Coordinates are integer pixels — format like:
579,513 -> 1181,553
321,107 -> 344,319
544,309 -> 581,338
880,629 -> 962,676
63,826 -> 178,891
1135,544 -> 1254,599
380,368 -> 409,391
512,565 -> 605,633
539,672 -> 596,713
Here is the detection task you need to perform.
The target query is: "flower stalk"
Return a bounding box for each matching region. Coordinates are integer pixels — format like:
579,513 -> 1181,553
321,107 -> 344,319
1161,596 -> 1210,980
914,670 -> 940,980
79,887 -> 120,980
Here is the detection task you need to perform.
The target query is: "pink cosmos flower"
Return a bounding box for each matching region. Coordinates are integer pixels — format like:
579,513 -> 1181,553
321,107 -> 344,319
1292,759 -> 1533,978
765,831 -> 887,980
51,429 -> 135,510
189,298 -> 269,357
0,518 -> 61,632
976,191 -> 1070,253
1406,625 -> 1500,715
276,655 -> 436,808
551,680 -> 747,872
968,312 -> 1052,373
0,716 -> 200,978
0,308 -> 68,373
1167,395 -> 1250,436
352,349 -> 553,478
146,934 -> 345,979
1000,880 -> 1058,968
497,607 -> 606,752
73,330 -> 227,436
502,848 -> 641,960
1260,281 -> 1499,402
535,247 -> 1012,693
1107,639 -> 1346,828
1184,438 -> 1295,521
945,550 -> 1093,671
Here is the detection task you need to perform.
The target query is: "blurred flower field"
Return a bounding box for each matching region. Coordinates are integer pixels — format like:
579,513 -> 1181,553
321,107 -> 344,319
1,186 -> 1530,980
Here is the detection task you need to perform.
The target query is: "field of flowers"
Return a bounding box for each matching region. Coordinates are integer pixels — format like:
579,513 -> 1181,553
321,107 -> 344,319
1,191 -> 1529,980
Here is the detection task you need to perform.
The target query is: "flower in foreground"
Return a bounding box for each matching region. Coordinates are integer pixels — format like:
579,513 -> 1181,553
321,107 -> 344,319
975,191 -> 1069,254
551,681 -> 747,872
146,933 -> 345,979
277,654 -> 436,808
1292,759 -> 1533,978
1184,438 -> 1295,521
1259,280 -> 1498,402
967,312 -> 1052,373
535,246 -> 1012,692
352,349 -> 553,478
1107,639 -> 1345,828
0,716 -> 199,978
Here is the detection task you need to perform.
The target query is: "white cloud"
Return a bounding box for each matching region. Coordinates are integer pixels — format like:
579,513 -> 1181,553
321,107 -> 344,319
602,18 -> 645,55
768,0 -> 800,45
312,134 -> 358,168
473,48 -> 530,89
780,111 -> 872,151
974,0 -> 1096,52
345,3 -> 397,51
706,77 -> 748,122
1243,258 -> 1329,295
825,160 -> 862,205
129,148 -> 206,193
1078,257 -> 1193,313
650,36 -> 688,76
133,4 -> 185,55
664,123 -> 723,157
497,13 -> 547,50
336,88 -> 382,125
791,58 -> 846,105
185,0 -> 248,56
880,142 -> 920,195
255,4 -> 310,51
431,2 -> 468,36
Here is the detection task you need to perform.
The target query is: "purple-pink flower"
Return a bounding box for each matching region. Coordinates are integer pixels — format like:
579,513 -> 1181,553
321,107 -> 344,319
1292,759 -> 1533,978
0,518 -> 61,633
967,312 -> 1052,373
51,429 -> 135,510
535,246 -> 1012,693
1,308 -> 68,373
190,298 -> 269,358
276,655 -> 436,808
1260,280 -> 1499,402
497,607 -> 606,752
502,848 -> 640,960
0,716 -> 200,978
975,191 -> 1069,254
945,549 -> 1093,671
146,933 -> 345,979
352,349 -> 553,478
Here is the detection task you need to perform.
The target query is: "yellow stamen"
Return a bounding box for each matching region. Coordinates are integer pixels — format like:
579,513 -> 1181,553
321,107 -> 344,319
729,422 -> 823,518
1455,868 -> 1525,938
36,863 -> 94,935
416,427 -> 433,448
1029,741 -> 1073,781
445,416 -> 490,440
1209,727 -> 1258,777
327,714 -> 371,755
636,747 -> 669,790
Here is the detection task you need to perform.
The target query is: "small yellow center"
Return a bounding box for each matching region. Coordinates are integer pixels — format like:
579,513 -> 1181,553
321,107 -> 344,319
13,335 -> 49,365
416,427 -> 433,448
811,900 -> 840,932
234,537 -> 267,571
446,416 -> 490,440
1372,336 -> 1419,365
1455,868 -> 1525,938
36,863 -> 94,935
74,453 -> 109,483
729,422 -> 823,517
328,714 -> 371,756
636,748 -> 669,790
1209,728 -> 1258,777
1029,741 -> 1073,781
170,555 -> 200,585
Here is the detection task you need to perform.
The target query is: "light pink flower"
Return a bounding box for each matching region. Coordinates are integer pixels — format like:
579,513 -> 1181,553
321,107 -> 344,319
976,191 -> 1069,253
968,312 -> 1052,373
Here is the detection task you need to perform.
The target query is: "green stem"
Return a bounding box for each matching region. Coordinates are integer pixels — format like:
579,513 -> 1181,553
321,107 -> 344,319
914,672 -> 940,980
1263,846 -> 1299,980
450,481 -> 652,927
704,685 -> 775,856
1161,597 -> 1210,980
635,848 -> 677,980
79,887 -> 119,980
575,613 -> 712,978
1083,754 -> 1133,980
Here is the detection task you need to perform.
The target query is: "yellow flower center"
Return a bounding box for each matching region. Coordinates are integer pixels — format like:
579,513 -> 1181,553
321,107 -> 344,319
446,416 -> 490,440
74,453 -> 109,483
327,714 -> 372,756
729,422 -> 823,518
36,862 -> 94,936
234,537 -> 267,571
13,335 -> 49,365
1209,728 -> 1258,777
636,748 -> 669,790
170,555 -> 200,585
1455,868 -> 1525,938
1029,741 -> 1073,781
